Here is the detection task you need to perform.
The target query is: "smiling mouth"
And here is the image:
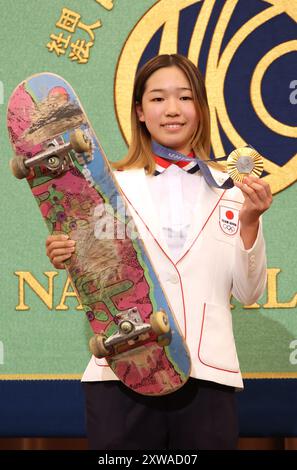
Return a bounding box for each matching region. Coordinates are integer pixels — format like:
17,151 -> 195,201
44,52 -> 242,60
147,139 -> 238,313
161,123 -> 185,129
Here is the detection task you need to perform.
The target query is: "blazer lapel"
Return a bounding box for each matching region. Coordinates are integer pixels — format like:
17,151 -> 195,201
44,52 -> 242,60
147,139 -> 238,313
176,178 -> 226,263
114,169 -> 170,254
114,168 -> 226,264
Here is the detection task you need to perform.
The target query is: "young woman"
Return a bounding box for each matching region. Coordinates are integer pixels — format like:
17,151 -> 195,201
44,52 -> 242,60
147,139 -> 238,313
46,54 -> 272,450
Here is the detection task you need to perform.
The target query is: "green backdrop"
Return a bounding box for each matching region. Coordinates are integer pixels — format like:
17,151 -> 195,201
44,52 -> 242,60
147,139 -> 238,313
0,0 -> 296,381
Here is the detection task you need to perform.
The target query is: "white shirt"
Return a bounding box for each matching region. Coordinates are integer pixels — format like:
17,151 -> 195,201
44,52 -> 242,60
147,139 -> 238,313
147,164 -> 202,262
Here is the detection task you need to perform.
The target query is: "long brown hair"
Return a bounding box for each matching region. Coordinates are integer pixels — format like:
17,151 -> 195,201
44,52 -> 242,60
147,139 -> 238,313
113,54 -> 221,174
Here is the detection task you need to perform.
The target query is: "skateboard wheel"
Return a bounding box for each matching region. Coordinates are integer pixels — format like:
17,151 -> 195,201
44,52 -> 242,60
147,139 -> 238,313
10,156 -> 30,179
70,129 -> 92,153
89,334 -> 110,358
150,310 -> 170,336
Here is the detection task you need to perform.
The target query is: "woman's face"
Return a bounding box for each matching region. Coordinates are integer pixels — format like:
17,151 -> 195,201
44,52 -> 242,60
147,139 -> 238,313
136,66 -> 198,155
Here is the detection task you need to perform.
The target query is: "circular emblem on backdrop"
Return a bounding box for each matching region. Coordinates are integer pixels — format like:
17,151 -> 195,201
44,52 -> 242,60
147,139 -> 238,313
114,0 -> 297,195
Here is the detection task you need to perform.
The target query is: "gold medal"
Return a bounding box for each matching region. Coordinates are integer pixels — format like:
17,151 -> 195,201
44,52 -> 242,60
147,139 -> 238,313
226,147 -> 264,182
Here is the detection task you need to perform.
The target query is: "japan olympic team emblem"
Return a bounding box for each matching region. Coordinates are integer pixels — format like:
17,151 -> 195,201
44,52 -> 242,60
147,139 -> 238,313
114,0 -> 297,195
219,206 -> 239,236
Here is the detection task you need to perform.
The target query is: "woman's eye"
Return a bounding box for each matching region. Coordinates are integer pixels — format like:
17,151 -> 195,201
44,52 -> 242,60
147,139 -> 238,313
152,97 -> 164,102
180,96 -> 192,100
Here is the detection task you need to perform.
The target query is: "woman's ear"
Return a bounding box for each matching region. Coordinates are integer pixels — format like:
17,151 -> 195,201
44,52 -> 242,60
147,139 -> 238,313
135,101 -> 145,122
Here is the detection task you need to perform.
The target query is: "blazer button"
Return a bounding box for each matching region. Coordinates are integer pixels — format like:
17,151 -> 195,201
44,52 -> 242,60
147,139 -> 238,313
249,255 -> 256,271
169,274 -> 179,284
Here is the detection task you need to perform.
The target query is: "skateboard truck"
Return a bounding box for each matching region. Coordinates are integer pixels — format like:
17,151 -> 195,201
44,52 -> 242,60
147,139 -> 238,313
10,129 -> 92,179
89,307 -> 171,358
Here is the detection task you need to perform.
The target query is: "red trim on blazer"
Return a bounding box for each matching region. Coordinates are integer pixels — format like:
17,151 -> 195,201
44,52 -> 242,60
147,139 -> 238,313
119,186 -> 226,341
198,303 -> 239,373
122,195 -> 188,340
176,191 -> 226,265
94,356 -> 109,368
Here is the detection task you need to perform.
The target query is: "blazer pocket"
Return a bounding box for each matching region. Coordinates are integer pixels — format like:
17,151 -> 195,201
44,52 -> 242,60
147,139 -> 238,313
198,303 -> 240,373
213,230 -> 237,246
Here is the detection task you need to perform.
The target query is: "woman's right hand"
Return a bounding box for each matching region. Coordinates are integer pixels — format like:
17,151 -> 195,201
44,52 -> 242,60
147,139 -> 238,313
45,234 -> 76,269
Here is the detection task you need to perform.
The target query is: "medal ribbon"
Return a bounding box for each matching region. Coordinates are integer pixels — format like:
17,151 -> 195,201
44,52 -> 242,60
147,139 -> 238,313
151,141 -> 235,189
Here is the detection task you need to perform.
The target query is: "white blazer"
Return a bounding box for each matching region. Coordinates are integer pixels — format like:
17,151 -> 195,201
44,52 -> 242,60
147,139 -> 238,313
82,168 -> 267,389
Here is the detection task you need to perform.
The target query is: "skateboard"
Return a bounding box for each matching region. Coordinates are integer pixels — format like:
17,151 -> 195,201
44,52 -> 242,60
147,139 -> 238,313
7,73 -> 191,396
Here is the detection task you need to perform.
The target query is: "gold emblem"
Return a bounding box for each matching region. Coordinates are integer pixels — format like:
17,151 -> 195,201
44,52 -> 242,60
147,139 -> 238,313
114,0 -> 297,194
226,147 -> 264,182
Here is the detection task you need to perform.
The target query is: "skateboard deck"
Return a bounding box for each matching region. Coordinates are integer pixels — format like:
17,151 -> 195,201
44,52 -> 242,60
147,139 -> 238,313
7,73 -> 191,396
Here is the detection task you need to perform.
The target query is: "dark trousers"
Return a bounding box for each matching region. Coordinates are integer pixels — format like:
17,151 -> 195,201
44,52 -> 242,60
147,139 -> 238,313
82,378 -> 238,450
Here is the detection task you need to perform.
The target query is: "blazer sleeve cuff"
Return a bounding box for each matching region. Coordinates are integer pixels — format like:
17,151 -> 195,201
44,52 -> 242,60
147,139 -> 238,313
237,218 -> 263,254
232,218 -> 267,304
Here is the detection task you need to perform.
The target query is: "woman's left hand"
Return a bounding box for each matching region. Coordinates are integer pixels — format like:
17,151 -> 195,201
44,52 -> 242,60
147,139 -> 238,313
234,175 -> 272,249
